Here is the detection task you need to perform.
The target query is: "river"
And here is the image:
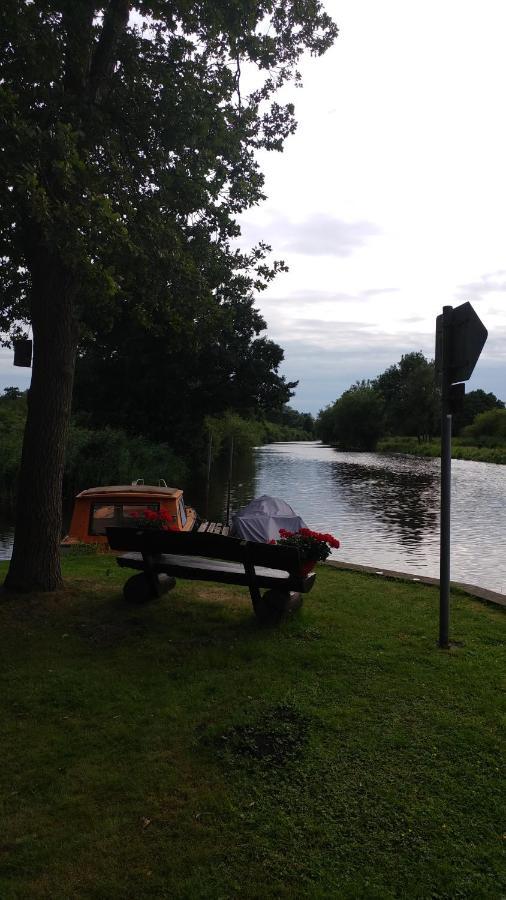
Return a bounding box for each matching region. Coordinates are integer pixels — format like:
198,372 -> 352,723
1,441 -> 506,595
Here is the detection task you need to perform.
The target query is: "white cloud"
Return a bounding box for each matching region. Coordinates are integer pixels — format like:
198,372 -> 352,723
241,213 -> 380,257
235,0 -> 506,411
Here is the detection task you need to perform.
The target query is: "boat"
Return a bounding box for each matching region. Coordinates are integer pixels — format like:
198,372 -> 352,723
61,480 -> 197,547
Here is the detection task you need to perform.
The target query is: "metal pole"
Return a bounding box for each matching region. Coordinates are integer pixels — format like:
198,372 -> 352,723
226,434 -> 234,526
205,431 -> 212,519
439,305 -> 452,648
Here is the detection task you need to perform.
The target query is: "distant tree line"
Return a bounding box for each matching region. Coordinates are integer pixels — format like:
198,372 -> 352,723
316,351 -> 504,451
0,387 -> 314,505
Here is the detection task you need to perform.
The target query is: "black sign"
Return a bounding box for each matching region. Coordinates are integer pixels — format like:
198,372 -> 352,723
435,301 -> 488,383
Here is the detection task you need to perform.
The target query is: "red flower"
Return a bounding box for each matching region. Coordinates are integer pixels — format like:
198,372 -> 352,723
274,527 -> 340,562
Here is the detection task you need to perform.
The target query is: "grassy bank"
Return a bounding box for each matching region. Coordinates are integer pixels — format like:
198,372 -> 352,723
378,436 -> 506,464
0,555 -> 504,898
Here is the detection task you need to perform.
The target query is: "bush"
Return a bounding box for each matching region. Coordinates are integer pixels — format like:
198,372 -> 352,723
64,425 -> 187,496
462,408 -> 506,443
0,388 -> 187,502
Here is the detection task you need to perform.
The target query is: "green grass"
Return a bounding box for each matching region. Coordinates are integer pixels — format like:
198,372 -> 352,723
0,554 -> 504,899
378,436 -> 506,464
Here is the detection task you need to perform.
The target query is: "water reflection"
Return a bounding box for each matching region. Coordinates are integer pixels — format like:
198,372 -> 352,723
327,457 -> 439,551
188,451 -> 257,524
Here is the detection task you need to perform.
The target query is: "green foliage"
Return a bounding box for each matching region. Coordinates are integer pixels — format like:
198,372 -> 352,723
203,409 -> 314,462
267,405 -> 315,436
453,388 -> 504,435
260,418 -> 314,443
0,387 -> 27,500
318,354 -> 439,449
0,387 -> 186,500
377,435 -> 506,464
317,381 -> 384,450
204,412 -> 266,457
64,424 -> 187,496
72,310 -> 297,454
0,558 -> 504,897
373,351 -> 439,438
462,407 -> 506,443
1,0 -> 337,368
0,388 -> 313,506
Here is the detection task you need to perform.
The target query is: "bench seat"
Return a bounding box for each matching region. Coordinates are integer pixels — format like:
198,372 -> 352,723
117,551 -> 311,592
107,526 -> 316,622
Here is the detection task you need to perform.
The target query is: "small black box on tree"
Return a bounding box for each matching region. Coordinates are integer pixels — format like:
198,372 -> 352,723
13,338 -> 32,367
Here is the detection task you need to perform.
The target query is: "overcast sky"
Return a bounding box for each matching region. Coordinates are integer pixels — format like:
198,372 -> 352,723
237,0 -> 506,413
2,0 -> 505,414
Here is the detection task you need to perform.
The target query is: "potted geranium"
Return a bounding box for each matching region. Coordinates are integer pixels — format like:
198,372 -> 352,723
274,527 -> 340,576
128,508 -> 176,531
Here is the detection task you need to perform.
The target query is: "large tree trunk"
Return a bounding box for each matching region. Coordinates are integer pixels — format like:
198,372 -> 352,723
4,260 -> 78,592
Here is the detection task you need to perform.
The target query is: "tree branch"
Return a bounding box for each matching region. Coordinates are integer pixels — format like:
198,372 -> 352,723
88,0 -> 130,104
63,1 -> 95,97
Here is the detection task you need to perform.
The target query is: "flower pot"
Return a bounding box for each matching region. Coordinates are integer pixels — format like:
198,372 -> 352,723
299,560 -> 317,577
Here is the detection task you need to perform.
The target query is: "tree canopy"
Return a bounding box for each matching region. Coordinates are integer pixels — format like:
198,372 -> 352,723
1,0 -> 337,338
372,352 -> 438,439
317,352 -> 505,451
0,0 -> 338,591
317,353 -> 438,450
317,381 -> 384,451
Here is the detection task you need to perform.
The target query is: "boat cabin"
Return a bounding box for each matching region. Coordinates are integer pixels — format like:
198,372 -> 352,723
62,483 -> 197,546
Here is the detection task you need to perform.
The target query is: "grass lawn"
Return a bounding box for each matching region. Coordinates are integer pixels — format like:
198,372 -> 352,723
0,553 -> 504,899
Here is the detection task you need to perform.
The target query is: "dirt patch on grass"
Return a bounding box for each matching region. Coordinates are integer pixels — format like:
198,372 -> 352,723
218,701 -> 310,766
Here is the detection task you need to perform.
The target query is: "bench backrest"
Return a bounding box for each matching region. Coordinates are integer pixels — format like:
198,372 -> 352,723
106,526 -> 302,572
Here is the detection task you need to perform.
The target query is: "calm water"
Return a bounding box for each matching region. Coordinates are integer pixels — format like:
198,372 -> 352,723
2,442 -> 506,595
200,442 -> 506,595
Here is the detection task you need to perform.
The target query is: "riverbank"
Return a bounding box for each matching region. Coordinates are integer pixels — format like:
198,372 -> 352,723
0,389 -> 315,507
1,554 -> 504,898
377,435 -> 506,464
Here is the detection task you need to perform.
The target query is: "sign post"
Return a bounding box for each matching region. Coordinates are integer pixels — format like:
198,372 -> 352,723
435,302 -> 487,648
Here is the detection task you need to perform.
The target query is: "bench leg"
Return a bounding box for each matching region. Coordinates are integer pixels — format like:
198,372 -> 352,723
252,589 -> 303,625
123,573 -> 176,603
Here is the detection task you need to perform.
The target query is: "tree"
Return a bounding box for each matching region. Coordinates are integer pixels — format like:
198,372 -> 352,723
72,293 -> 297,453
316,382 -> 384,451
453,389 -> 504,435
0,1 -> 338,591
374,352 -> 438,440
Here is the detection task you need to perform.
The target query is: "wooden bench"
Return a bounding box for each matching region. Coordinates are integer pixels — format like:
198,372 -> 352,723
106,526 -> 316,623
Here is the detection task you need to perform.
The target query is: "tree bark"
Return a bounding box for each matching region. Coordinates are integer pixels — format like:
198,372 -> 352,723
4,259 -> 78,592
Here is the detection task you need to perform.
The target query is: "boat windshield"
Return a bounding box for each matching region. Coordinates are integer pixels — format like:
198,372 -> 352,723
89,501 -> 160,536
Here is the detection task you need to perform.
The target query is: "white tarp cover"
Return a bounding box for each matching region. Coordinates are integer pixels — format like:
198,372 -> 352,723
231,494 -> 307,543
